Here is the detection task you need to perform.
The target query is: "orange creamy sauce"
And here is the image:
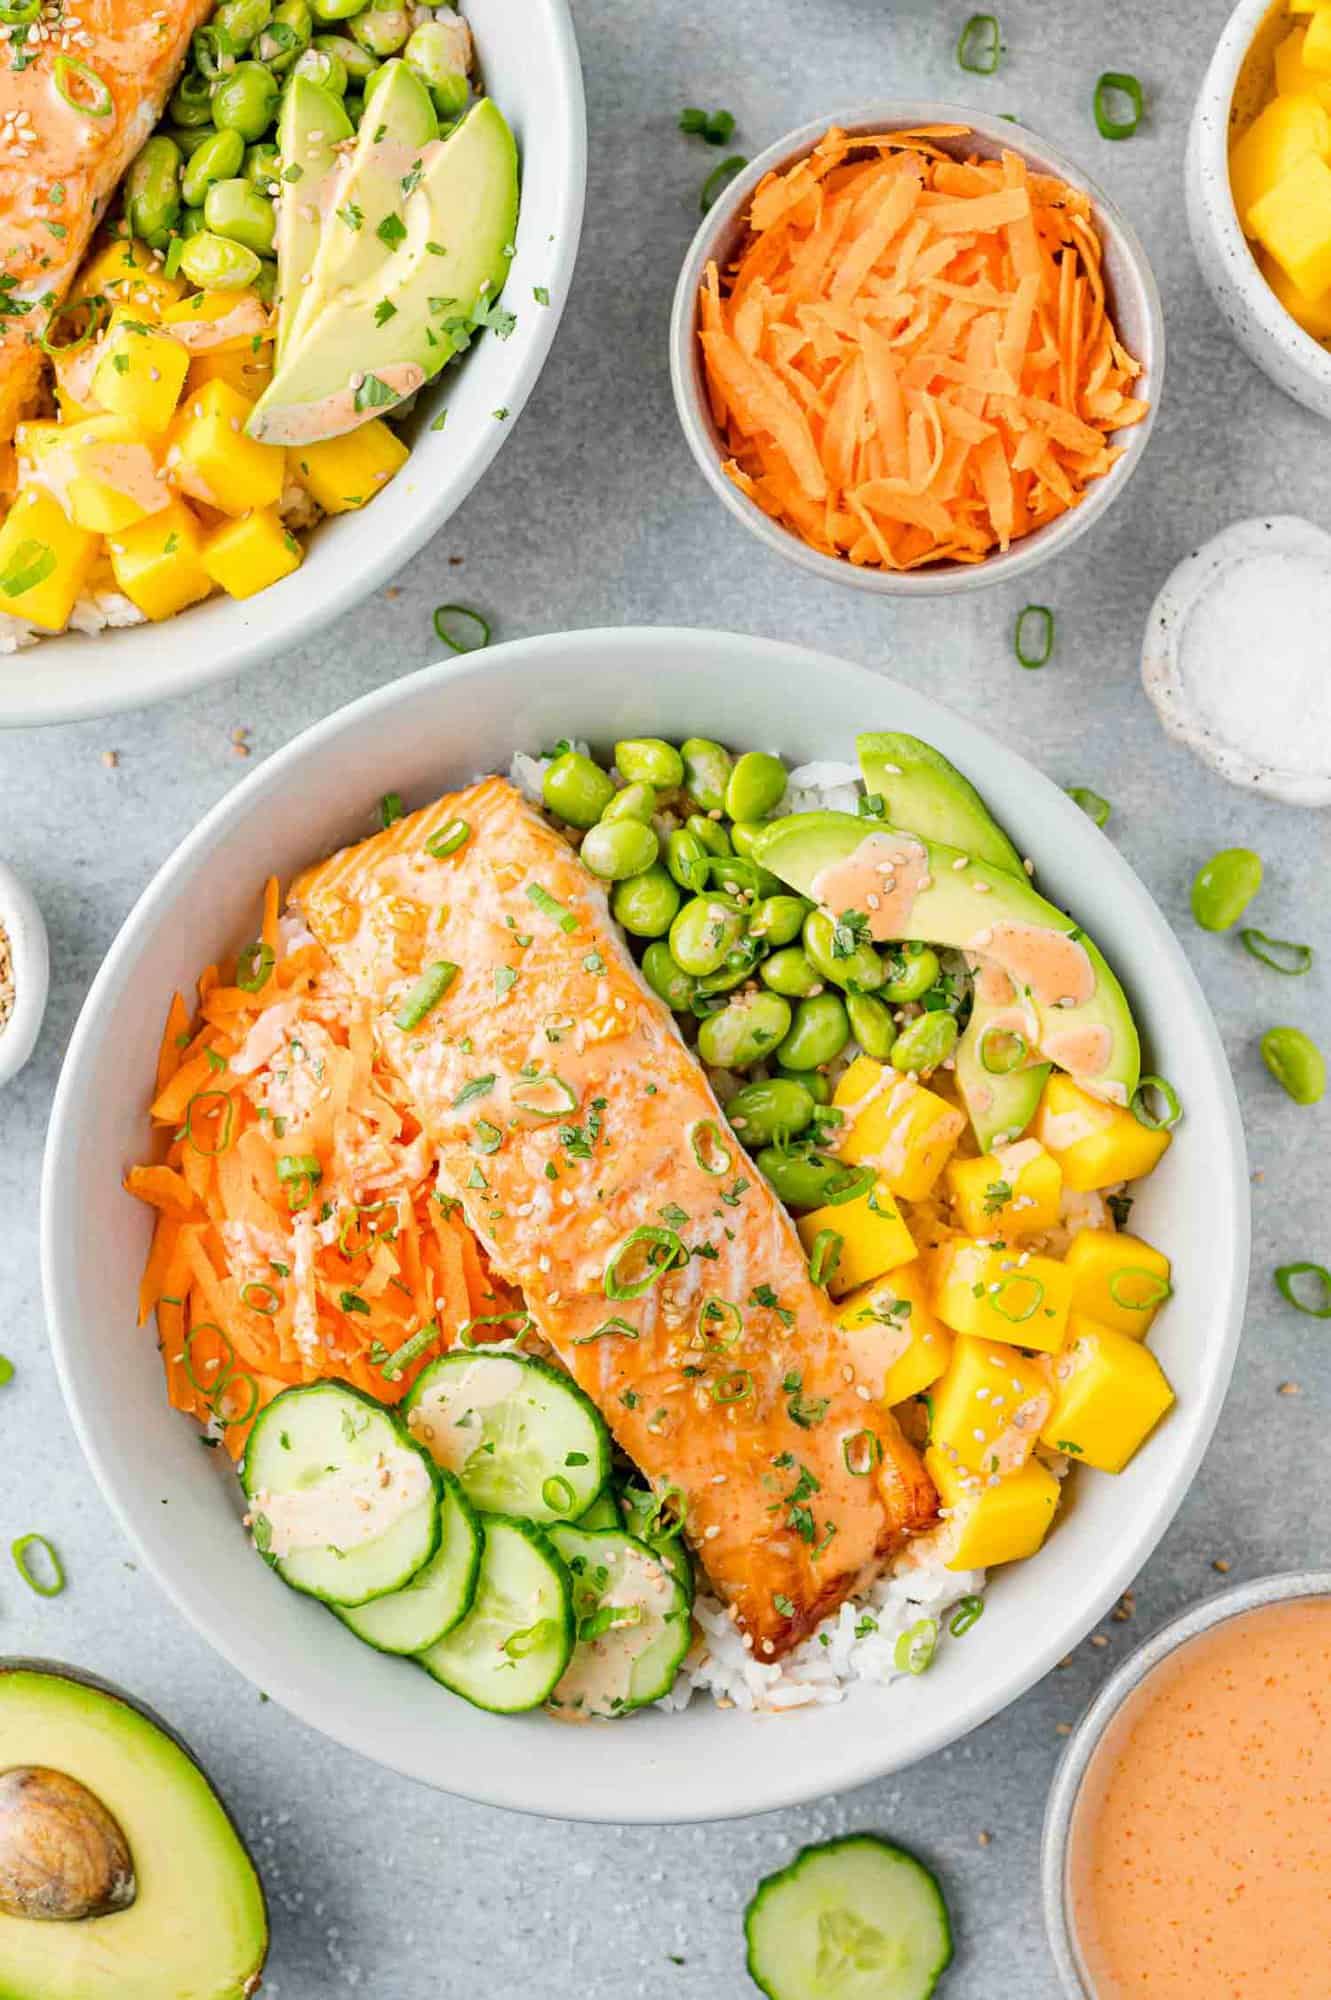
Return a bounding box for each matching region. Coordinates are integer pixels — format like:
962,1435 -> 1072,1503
1069,1597 -> 1331,1998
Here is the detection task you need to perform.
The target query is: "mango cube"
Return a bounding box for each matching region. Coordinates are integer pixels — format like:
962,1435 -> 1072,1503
168,380 -> 285,517
1305,5 -> 1331,71
108,499 -> 211,621
187,345 -> 274,403
91,311 -> 190,435
202,507 -> 302,600
836,1260 -> 952,1407
1033,1073 -> 1171,1191
833,1055 -> 965,1200
75,235 -> 183,319
288,418 -> 410,515
925,1447 -> 1061,1570
1040,1315 -> 1175,1472
160,290 -> 266,353
931,1237 -> 1073,1354
0,486 -> 99,631
1063,1227 -> 1172,1337
1275,25 -> 1331,104
930,1336 -> 1051,1480
798,1177 -> 914,1298
1250,151 -> 1331,298
944,1137 -> 1062,1240
13,421 -> 65,487
1230,93 -> 1331,227
1259,247 -> 1331,333
58,416 -> 165,533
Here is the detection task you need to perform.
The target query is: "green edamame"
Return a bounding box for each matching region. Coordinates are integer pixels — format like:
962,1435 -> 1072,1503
728,821 -> 766,859
890,1010 -> 959,1076
168,70 -> 215,126
883,943 -> 940,1003
1191,848 -> 1263,933
610,866 -> 680,938
1260,1025 -> 1325,1105
180,204 -> 207,239
401,22 -> 468,111
724,750 -> 787,824
256,0 -> 311,67
167,125 -> 216,159
668,896 -> 747,977
665,827 -> 710,893
803,909 -> 886,993
749,895 -> 809,947
776,992 -> 850,1071
350,0 -> 411,56
601,781 -> 656,825
542,750 -> 615,829
243,141 -> 281,188
697,992 -> 792,1071
293,42 -> 347,91
760,946 -> 823,998
696,944 -> 762,997
847,991 -> 895,1061
251,258 -> 277,306
613,738 -> 684,790
204,177 -> 276,253
215,0 -> 272,48
642,942 -> 696,1012
580,818 -> 658,883
681,738 -> 733,813
310,0 -> 361,22
755,1147 -> 867,1212
725,1078 -> 815,1146
685,812 -> 732,858
342,90 -> 364,124
192,24 -> 233,77
776,1066 -> 831,1104
311,29 -> 377,76
178,229 -> 262,289
181,126 -> 246,206
125,136 -> 182,243
213,61 -> 280,139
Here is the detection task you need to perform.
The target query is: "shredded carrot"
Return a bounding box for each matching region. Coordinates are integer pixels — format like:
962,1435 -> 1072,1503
698,128 -> 1147,570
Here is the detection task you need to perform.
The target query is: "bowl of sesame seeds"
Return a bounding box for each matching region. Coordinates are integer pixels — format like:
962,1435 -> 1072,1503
0,857 -> 49,1088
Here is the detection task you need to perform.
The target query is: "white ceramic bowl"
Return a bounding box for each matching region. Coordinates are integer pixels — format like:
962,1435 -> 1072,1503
41,629 -> 1248,1823
1187,0 -> 1331,418
669,104 -> 1164,597
0,858 -> 49,1089
0,0 -> 586,728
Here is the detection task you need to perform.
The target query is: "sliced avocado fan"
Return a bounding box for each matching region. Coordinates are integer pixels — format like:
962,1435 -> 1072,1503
273,76 -> 353,363
857,732 -> 1024,875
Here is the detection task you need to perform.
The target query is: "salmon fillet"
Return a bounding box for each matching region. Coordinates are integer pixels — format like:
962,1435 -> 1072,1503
294,777 -> 936,1657
0,0 -> 212,446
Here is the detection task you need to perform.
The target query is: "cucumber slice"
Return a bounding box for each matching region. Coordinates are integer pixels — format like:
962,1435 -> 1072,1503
576,1489 -> 623,1532
546,1526 -> 692,1720
402,1351 -> 611,1524
745,1836 -> 953,2000
241,1381 -> 440,1608
333,1472 -> 481,1654
417,1516 -> 573,1713
616,1482 -> 695,1608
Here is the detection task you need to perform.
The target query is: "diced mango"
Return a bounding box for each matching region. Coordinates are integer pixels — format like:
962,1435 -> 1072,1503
926,1447 -> 1061,1570
1230,93 -> 1331,227
931,1237 -> 1073,1354
187,344 -> 274,403
1275,24 -> 1331,104
930,1336 -> 1051,1478
1258,246 -> 1331,333
91,311 -> 190,435
832,1055 -> 965,1200
836,1260 -> 952,1406
1040,1315 -> 1175,1472
108,499 -> 211,621
160,290 -> 267,353
0,486 -> 99,631
1250,151 -> 1331,297
1033,1073 -> 1170,1191
168,380 -> 285,517
1291,0 -> 1331,15
202,506 -> 302,600
74,235 -> 183,319
13,421 -> 66,487
1063,1227 -> 1172,1338
1305,4 -> 1331,71
798,1177 -> 914,1297
58,415 -> 165,534
944,1137 -> 1062,1239
288,418 -> 410,515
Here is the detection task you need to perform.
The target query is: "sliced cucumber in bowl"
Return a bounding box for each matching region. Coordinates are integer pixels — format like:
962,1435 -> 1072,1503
403,1350 -> 611,1524
616,1481 -> 694,1608
334,1471 -> 481,1655
417,1515 -> 573,1713
546,1526 -> 692,1720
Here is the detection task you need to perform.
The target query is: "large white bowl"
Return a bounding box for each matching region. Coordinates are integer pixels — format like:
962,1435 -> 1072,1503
0,0 -> 586,728
41,629 -> 1249,1823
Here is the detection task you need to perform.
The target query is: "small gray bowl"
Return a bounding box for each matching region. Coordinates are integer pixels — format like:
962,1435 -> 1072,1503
1041,1568 -> 1331,1997
669,102 -> 1164,597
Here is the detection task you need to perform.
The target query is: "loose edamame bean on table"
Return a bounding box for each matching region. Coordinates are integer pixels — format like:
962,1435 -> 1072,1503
668,896 -> 747,977
1191,848 -> 1263,933
613,738 -> 684,790
882,943 -> 940,1003
776,992 -> 850,1071
665,827 -> 709,893
724,750 -> 787,824
760,945 -> 823,998
204,177 -> 276,254
125,135 -> 182,243
1260,1026 -> 1325,1105
803,909 -> 885,993
725,1077 -> 815,1146
697,992 -> 792,1071
181,126 -> 246,208
847,990 -> 895,1061
178,229 -> 262,289
213,60 -> 281,138
610,866 -> 679,938
579,818 -> 658,883
681,737 -> 733,813
542,750 -> 615,828
641,941 -> 696,1012
891,1010 -> 958,1076
601,781 -> 655,825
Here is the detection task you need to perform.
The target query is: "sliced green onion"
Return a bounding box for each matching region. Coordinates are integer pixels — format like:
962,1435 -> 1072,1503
604,1225 -> 685,1299
689,1118 -> 733,1177
640,1483 -> 687,1541
990,1273 -> 1045,1323
378,1320 -> 441,1380
276,1152 -> 321,1184
949,1594 -> 984,1637
979,1026 -> 1028,1075
53,54 -> 113,117
184,1089 -> 234,1156
956,12 -> 1001,73
0,1356 -> 13,1387
512,1072 -> 578,1120
541,1474 -> 576,1515
379,791 -> 405,828
236,939 -> 275,993
432,603 -> 491,653
816,1163 -> 877,1208
38,293 -> 109,358
504,1618 -> 560,1659
425,817 -> 471,859
709,1367 -> 753,1405
894,1616 -> 938,1675
1275,1262 -> 1331,1319
163,235 -> 185,282
394,959 -> 459,1031
1014,604 -> 1055,669
1107,1267 -> 1172,1311
457,1311 -> 534,1350
525,882 -> 578,933
1240,929 -> 1313,976
696,1296 -> 742,1351
1094,70 -> 1144,141
808,1229 -> 843,1288
842,1429 -> 882,1477
0,540 -> 54,599
700,154 -> 747,214
1066,786 -> 1111,828
336,1200 -> 391,1258
571,1316 -> 640,1345
212,1371 -> 259,1428
183,1322 -> 235,1399
240,1281 -> 280,1317
578,1602 -> 643,1642
1131,1074 -> 1181,1130
12,1534 -> 64,1598
0,0 -> 42,25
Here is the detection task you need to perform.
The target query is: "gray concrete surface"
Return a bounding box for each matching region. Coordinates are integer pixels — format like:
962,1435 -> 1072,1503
2,0 -> 1329,1992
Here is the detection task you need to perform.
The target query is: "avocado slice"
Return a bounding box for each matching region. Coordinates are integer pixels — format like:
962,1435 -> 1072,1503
752,811 -> 1140,1106
856,732 -> 1024,875
273,77 -> 354,363
249,94 -> 517,445
0,1662 -> 267,1999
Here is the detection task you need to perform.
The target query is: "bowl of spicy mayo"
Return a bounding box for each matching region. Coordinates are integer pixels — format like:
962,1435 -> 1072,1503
1043,1571 -> 1331,1999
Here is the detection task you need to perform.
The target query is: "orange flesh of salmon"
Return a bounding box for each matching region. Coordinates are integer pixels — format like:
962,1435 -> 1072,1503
294,776 -> 936,1657
0,0 -> 213,446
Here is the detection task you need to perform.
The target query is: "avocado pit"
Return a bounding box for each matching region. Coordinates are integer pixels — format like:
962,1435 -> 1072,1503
0,1765 -> 135,1922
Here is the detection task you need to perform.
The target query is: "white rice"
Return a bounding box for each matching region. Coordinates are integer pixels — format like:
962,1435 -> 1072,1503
780,757 -> 864,818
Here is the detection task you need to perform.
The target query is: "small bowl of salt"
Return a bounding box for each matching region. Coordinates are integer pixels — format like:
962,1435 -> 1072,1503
1142,516 -> 1331,808
0,860 -> 49,1088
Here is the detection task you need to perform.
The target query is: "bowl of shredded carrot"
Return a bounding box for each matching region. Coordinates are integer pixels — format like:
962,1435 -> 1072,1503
671,106 -> 1163,592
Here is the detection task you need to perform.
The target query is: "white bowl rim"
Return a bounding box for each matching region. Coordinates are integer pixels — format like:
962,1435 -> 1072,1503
41,626 -> 1249,1822
0,857 -> 49,1088
669,100 -> 1165,598
0,0 -> 587,730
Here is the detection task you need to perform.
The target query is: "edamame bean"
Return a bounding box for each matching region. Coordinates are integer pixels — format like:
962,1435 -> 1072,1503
216,0 -> 272,48
180,204 -> 207,238
293,42 -> 346,91
760,946 -> 823,998
181,125 -> 246,206
204,177 -> 276,254
642,941 -> 696,1012
697,992 -> 792,1071
803,909 -> 886,993
728,821 -> 764,859
541,750 -> 614,829
726,1077 -> 815,1146
192,24 -> 234,78
310,0 -> 361,22
351,0 -> 411,56
847,991 -> 895,1061
256,0 -> 311,67
1260,1025 -> 1325,1105
168,125 -> 216,159
601,781 -> 656,825
125,136 -> 182,243
681,737 -> 733,813
614,737 -> 684,790
756,1147 -> 865,1212
178,228 -> 262,288
251,258 -> 277,306
882,943 -> 939,1003
749,894 -> 809,947
890,1011 -> 958,1076
342,89 -> 364,124
169,70 -> 215,126
696,938 -> 764,996
1191,848 -> 1263,933
776,992 -> 850,1071
685,812 -> 732,858
580,818 -> 658,882
311,29 -> 376,76
611,865 -> 680,938
244,140 -> 281,188
776,1065 -> 830,1104
213,61 -> 280,139
665,827 -> 709,893
402,22 -> 468,111
668,896 -> 747,977
725,750 -> 786,824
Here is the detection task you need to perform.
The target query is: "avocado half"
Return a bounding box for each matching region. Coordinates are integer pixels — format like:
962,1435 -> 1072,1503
0,1661 -> 268,2000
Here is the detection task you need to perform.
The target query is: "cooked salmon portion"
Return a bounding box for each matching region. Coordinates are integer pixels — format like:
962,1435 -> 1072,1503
294,776 -> 936,1657
0,0 -> 212,446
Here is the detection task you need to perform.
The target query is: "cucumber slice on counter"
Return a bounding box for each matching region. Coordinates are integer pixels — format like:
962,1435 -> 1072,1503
615,1481 -> 695,1608
334,1472 -> 481,1655
576,1489 -> 623,1532
241,1381 -> 440,1608
545,1526 -> 692,1720
403,1351 -> 611,1524
745,1835 -> 953,2000
417,1516 -> 573,1713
